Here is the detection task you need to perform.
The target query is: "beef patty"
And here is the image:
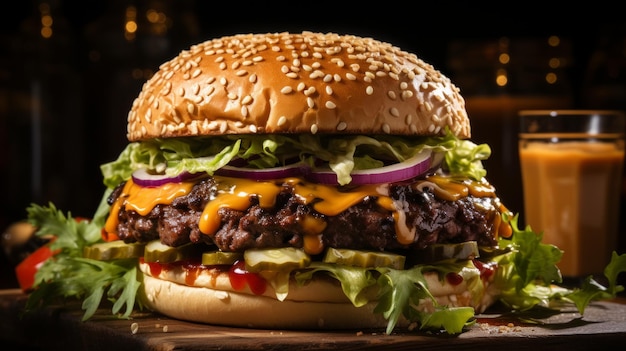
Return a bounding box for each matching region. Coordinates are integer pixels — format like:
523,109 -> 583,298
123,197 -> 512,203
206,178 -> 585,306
108,177 -> 503,254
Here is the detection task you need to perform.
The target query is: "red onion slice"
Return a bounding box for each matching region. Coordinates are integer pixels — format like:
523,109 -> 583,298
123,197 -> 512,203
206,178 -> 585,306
214,162 -> 306,180
131,169 -> 206,187
306,150 -> 434,185
132,150 -> 435,187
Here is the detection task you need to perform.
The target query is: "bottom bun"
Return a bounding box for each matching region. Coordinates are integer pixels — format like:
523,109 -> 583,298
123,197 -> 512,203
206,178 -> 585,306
138,261 -> 499,330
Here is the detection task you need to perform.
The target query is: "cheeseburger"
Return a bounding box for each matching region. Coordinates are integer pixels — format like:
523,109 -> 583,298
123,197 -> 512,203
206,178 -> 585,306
23,32 -> 578,334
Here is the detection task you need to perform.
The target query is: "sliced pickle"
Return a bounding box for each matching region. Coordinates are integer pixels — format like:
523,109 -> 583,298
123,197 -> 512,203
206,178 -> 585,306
202,251 -> 243,266
83,241 -> 145,261
143,240 -> 204,263
323,248 -> 405,269
414,241 -> 479,264
244,247 -> 311,272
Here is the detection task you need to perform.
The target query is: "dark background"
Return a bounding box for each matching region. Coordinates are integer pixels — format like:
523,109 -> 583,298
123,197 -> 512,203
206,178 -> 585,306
1,0 -> 626,287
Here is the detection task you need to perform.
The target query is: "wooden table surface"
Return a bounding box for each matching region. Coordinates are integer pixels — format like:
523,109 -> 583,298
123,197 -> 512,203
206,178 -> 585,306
2,289 -> 625,350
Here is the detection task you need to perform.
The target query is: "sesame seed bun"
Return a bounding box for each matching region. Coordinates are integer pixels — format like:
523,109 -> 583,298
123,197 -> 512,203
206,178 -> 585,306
126,31 -> 470,141
137,261 -> 499,330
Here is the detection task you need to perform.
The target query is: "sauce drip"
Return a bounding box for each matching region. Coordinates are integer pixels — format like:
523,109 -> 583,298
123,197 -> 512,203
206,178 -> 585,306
472,259 -> 497,282
228,260 -> 267,295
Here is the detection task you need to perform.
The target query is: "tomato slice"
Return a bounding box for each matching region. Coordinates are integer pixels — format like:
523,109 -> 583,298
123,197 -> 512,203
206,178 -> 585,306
15,243 -> 59,292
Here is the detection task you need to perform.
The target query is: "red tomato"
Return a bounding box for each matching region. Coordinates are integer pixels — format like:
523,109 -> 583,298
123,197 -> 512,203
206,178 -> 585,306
15,243 -> 58,292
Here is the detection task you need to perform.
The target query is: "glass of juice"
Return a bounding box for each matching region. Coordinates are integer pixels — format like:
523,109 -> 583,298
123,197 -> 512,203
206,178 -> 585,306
518,110 -> 625,278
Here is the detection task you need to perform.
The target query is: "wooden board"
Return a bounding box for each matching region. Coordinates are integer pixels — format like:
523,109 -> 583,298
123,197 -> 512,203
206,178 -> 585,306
2,289 -> 625,351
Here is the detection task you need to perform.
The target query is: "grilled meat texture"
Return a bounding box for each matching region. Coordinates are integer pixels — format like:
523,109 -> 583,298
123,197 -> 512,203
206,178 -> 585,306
108,177 -> 501,252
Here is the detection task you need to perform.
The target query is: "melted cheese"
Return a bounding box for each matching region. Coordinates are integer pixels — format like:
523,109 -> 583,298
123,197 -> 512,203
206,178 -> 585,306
105,173 -> 503,253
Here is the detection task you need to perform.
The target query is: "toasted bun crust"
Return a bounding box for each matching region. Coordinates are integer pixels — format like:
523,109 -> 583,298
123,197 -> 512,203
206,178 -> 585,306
127,32 -> 470,141
138,261 -> 499,330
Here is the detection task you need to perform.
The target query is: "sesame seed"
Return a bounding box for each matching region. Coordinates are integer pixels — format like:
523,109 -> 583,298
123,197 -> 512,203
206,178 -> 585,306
252,56 -> 264,62
227,93 -> 237,100
206,86 -> 215,96
207,77 -> 216,84
323,74 -> 333,83
307,97 -> 315,108
236,69 -> 247,76
176,87 -> 185,97
387,91 -> 397,100
310,124 -> 318,134
191,83 -> 200,95
277,116 -> 287,126
345,73 -> 356,80
281,65 -> 289,73
405,114 -> 413,124
241,106 -> 248,117
325,86 -> 333,95
297,82 -> 306,91
310,70 -> 324,79
366,86 -> 374,95
281,86 -> 293,94
220,77 -> 227,86
162,82 -> 172,95
325,101 -> 336,109
336,121 -> 347,131
219,62 -> 226,70
241,95 -> 253,105
382,123 -> 391,134
390,107 -> 400,117
304,87 -> 316,96
249,124 -> 257,133
286,72 -> 298,79
333,74 -> 341,82
402,90 -> 413,100
249,74 -> 257,83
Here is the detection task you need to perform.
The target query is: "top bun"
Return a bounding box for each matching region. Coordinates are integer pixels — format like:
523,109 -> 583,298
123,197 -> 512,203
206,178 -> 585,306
127,31 -> 470,141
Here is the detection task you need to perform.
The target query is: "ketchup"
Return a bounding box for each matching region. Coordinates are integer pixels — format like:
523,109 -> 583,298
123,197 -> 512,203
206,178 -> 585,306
472,259 -> 497,281
228,260 -> 267,295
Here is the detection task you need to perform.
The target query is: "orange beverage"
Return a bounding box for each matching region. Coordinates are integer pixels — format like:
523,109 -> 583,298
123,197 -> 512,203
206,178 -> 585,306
518,110 -> 625,277
519,140 -> 624,276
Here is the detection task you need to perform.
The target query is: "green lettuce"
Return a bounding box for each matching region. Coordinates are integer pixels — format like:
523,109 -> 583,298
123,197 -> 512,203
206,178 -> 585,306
99,129 -> 480,189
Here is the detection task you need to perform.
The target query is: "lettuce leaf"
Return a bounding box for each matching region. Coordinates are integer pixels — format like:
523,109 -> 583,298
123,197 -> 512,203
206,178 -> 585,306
24,203 -> 142,320
99,130 -> 479,188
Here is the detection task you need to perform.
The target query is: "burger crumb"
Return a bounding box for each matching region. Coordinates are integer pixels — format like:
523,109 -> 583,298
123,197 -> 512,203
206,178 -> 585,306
356,331 -> 364,336
162,325 -> 169,333
130,322 -> 139,335
477,322 -> 522,334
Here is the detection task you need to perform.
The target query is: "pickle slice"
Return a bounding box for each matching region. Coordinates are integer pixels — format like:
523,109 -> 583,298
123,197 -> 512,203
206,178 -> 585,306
244,247 -> 311,272
414,241 -> 479,264
202,251 -> 243,266
143,240 -> 204,263
83,241 -> 145,261
323,248 -> 406,269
